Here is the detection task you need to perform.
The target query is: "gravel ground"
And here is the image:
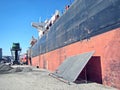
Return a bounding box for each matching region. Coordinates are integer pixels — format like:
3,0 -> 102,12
0,65 -> 117,90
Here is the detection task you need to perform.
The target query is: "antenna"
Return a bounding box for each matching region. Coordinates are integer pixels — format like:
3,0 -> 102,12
39,17 -> 41,22
69,0 -> 72,5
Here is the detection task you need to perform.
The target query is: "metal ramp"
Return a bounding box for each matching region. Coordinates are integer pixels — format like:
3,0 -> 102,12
51,51 -> 95,84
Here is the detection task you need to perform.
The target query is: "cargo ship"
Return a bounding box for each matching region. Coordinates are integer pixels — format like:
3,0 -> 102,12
29,0 -> 120,89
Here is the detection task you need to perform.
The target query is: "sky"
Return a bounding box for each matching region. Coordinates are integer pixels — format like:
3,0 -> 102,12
0,0 -> 74,56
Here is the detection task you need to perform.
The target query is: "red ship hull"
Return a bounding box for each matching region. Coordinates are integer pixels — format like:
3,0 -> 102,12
31,28 -> 120,88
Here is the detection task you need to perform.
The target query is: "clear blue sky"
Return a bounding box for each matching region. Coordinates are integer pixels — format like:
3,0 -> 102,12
0,0 -> 74,56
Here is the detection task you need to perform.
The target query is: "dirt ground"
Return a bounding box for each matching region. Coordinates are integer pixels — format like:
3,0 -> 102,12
0,65 -> 117,90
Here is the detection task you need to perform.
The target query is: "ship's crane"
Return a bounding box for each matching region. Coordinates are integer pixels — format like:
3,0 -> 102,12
10,43 -> 21,65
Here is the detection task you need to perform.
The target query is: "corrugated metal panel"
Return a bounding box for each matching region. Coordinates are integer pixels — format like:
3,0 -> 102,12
53,51 -> 94,82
